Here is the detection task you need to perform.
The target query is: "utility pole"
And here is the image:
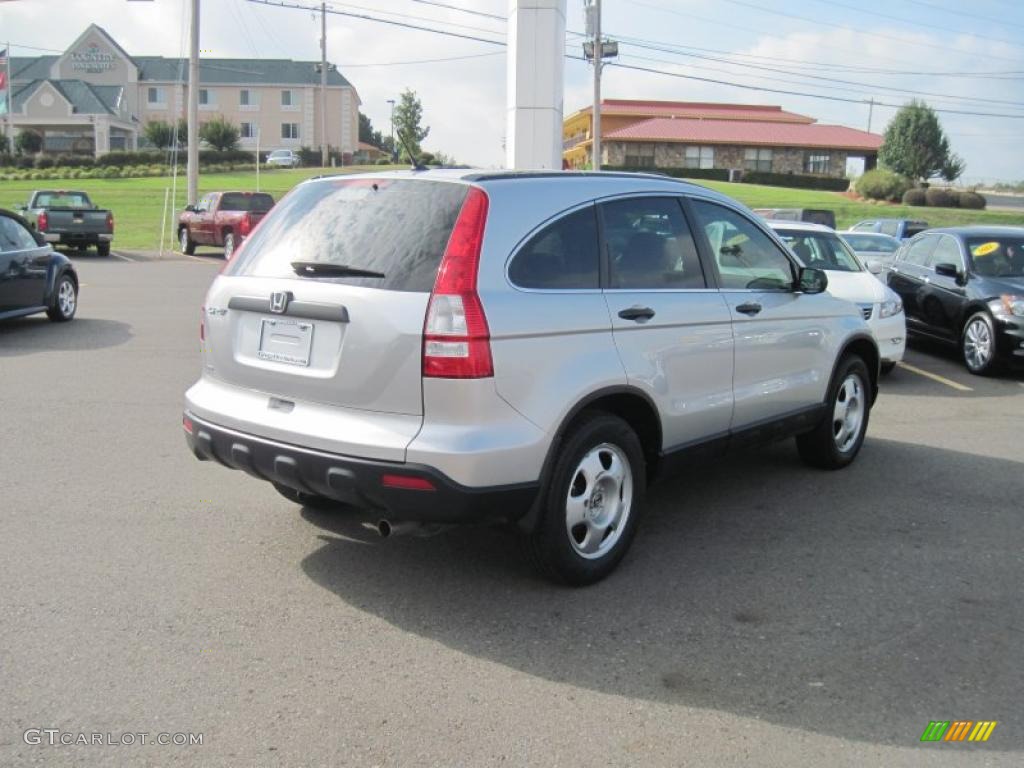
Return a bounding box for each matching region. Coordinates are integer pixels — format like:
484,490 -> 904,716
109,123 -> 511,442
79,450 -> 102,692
387,98 -> 395,160
4,41 -> 12,154
320,1 -> 328,168
187,0 -> 200,205
866,98 -> 875,133
591,0 -> 602,170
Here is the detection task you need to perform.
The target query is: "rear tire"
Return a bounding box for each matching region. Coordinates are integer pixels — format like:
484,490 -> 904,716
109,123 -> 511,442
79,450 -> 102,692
223,232 -> 235,260
97,242 -> 110,257
522,412 -> 646,586
796,355 -> 870,470
46,273 -> 77,322
179,227 -> 195,255
272,483 -> 344,510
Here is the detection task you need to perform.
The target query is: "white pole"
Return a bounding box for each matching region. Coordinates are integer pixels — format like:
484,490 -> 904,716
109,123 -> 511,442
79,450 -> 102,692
255,126 -> 260,192
5,41 -> 13,152
187,0 -> 200,205
159,186 -> 169,258
592,0 -> 602,171
320,1 -> 328,168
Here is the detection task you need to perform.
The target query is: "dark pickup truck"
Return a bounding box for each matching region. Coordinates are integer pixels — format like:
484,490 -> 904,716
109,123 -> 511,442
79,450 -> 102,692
178,191 -> 275,259
19,190 -> 114,256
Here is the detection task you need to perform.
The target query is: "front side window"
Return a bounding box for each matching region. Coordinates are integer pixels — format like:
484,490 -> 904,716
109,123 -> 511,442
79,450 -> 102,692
744,148 -> 772,172
684,146 -> 714,169
843,234 -> 898,253
281,123 -> 299,140
805,153 -> 831,174
0,216 -> 39,252
508,207 -> 600,290
602,197 -> 705,289
690,200 -> 795,290
281,89 -> 293,107
928,236 -> 964,270
774,230 -> 862,272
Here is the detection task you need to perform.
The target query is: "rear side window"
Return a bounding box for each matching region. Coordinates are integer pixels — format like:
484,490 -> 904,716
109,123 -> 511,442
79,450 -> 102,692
220,192 -> 274,212
601,197 -> 705,289
508,207 -> 599,289
228,179 -> 468,292
0,216 -> 39,252
928,236 -> 963,269
900,236 -> 937,266
690,200 -> 794,290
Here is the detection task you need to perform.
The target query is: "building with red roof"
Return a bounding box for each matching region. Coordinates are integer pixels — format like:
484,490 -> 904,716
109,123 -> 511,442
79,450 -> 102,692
563,99 -> 882,178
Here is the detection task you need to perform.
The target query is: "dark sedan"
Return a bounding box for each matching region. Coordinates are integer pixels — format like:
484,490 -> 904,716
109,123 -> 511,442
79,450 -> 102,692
887,227 -> 1024,374
0,208 -> 79,323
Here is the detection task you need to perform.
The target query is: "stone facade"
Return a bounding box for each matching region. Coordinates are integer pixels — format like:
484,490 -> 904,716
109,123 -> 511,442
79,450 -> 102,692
603,141 -> 852,178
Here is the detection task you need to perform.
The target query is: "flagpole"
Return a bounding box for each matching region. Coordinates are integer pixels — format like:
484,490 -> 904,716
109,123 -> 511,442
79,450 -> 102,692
4,42 -> 12,152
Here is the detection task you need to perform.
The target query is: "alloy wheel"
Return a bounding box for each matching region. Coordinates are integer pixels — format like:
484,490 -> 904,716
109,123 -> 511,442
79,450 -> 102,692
832,373 -> 865,453
964,318 -> 993,371
564,443 -> 633,559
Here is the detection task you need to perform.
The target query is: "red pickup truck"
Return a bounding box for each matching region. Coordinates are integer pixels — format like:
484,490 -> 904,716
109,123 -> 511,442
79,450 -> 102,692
177,191 -> 274,259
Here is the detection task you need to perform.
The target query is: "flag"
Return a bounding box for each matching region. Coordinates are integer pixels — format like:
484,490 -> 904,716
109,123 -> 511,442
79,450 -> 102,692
0,47 -> 7,116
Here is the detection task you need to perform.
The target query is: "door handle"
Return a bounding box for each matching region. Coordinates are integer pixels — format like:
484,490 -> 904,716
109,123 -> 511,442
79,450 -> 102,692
618,306 -> 655,322
735,301 -> 762,316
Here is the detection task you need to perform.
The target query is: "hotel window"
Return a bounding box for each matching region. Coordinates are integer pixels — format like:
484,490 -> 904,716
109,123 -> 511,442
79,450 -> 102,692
147,87 -> 165,105
281,89 -> 294,107
624,144 -> 656,168
198,88 -> 210,106
805,153 -> 831,174
240,89 -> 251,106
240,122 -> 256,139
744,148 -> 772,172
281,123 -> 300,140
684,145 -> 714,169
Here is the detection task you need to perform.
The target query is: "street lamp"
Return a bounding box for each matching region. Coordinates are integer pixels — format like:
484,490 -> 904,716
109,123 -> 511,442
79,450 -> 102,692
387,98 -> 396,161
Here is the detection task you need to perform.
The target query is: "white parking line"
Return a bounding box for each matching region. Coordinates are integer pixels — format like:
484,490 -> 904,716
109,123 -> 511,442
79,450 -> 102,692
896,361 -> 973,392
109,251 -> 136,263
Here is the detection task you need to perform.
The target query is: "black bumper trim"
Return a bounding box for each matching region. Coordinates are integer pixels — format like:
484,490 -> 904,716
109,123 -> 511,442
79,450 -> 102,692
185,412 -> 539,523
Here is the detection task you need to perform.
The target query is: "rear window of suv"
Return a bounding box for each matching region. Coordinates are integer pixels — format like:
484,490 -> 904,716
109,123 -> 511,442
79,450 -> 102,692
227,179 -> 469,292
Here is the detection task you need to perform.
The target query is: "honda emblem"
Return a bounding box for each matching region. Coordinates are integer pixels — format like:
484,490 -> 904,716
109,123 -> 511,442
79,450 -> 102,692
269,291 -> 290,314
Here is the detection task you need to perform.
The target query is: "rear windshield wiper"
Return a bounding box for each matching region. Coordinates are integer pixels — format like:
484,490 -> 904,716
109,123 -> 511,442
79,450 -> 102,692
291,261 -> 385,279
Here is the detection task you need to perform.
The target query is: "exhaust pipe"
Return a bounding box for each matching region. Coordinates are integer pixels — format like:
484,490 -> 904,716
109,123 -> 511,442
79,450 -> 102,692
375,519 -> 447,538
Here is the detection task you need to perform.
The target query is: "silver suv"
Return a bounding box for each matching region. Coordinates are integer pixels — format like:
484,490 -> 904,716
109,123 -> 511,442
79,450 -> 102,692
184,170 -> 879,585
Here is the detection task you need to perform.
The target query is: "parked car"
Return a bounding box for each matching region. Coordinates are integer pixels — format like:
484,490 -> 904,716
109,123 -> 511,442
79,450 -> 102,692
887,227 -> 1024,374
753,207 -> 836,229
265,149 -> 301,168
840,232 -> 902,277
183,171 -> 879,585
769,221 -> 905,373
18,190 -> 114,257
178,192 -> 275,259
0,208 -> 79,322
849,218 -> 929,241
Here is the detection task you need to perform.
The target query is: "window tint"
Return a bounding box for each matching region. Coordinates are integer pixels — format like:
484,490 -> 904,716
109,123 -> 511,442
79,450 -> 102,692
0,216 -> 39,252
508,207 -> 599,289
219,193 -> 275,212
901,236 -> 937,266
928,236 -> 963,269
602,197 -> 705,289
774,230 -> 862,272
228,179 -> 469,292
34,191 -> 91,208
967,236 -> 1024,278
878,221 -> 899,237
690,200 -> 794,290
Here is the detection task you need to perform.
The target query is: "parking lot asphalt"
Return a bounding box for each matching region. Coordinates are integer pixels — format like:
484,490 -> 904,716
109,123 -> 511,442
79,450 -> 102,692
2,255 -> 1022,767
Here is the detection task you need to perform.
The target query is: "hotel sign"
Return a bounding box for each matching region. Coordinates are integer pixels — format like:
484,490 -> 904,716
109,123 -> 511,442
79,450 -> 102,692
71,43 -> 116,73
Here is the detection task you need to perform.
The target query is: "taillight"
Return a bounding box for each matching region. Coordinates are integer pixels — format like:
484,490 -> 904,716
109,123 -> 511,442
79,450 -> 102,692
200,306 -> 205,342
106,211 -> 114,232
423,187 -> 492,378
239,212 -> 252,237
37,211 -> 48,232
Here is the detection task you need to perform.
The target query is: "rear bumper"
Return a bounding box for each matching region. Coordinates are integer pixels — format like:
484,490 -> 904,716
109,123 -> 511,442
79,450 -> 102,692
43,232 -> 113,244
184,411 -> 538,523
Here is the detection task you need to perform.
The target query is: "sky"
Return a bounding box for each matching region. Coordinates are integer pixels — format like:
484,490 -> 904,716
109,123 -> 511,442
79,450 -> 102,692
2,0 -> 1023,182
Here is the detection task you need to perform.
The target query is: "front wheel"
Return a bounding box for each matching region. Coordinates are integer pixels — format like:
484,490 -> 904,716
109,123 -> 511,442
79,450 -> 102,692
523,412 -> 646,586
223,232 -> 235,260
46,273 -> 77,322
962,312 -> 999,376
796,355 -> 871,470
179,227 -> 195,255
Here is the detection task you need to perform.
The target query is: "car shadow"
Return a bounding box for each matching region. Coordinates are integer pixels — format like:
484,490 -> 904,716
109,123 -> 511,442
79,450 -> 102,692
906,335 -> 1024,384
298,438 -> 1023,749
0,317 -> 133,356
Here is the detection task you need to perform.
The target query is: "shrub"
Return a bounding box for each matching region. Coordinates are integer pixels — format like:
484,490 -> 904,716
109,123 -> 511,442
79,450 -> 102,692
15,155 -> 34,169
958,191 -> 986,210
34,156 -> 55,169
902,188 -> 927,206
602,165 -> 731,182
0,153 -> 14,167
742,170 -> 850,191
375,157 -> 393,165
198,116 -> 241,152
855,169 -> 912,202
925,187 -> 958,208
15,130 -> 43,155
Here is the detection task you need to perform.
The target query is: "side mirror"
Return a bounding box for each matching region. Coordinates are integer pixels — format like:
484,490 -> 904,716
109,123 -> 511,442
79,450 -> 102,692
184,205 -> 196,213
798,266 -> 828,294
934,262 -> 961,280
16,204 -> 26,212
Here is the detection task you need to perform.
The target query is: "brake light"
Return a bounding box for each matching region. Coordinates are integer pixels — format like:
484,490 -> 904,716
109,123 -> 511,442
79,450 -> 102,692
106,211 -> 114,232
239,212 -> 252,237
380,474 -> 436,491
422,187 -> 492,378
182,415 -> 194,434
37,211 -> 48,232
200,306 -> 205,342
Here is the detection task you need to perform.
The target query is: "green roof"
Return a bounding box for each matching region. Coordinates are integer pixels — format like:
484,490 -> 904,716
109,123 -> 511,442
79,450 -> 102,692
12,79 -> 122,115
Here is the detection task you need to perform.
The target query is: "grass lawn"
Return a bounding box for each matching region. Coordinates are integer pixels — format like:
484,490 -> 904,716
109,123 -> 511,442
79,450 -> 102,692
2,169 -> 1023,252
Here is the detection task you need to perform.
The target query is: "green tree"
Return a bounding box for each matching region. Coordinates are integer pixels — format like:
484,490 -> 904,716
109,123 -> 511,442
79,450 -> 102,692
144,120 -> 175,150
358,111 -> 384,148
392,88 -> 429,163
879,100 -> 952,183
199,116 -> 240,151
941,152 -> 966,183
15,129 -> 43,155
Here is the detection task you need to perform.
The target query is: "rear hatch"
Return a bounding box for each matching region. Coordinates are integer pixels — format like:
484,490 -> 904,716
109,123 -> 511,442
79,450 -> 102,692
201,177 -> 470,427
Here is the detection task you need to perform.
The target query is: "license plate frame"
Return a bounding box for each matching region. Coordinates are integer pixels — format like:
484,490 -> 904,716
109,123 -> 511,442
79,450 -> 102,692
256,317 -> 314,367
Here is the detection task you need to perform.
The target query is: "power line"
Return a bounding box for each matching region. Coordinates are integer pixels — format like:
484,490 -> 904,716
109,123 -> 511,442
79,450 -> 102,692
325,1 -> 505,38
410,0 -> 505,21
900,0 -> 1024,31
338,51 -> 503,67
